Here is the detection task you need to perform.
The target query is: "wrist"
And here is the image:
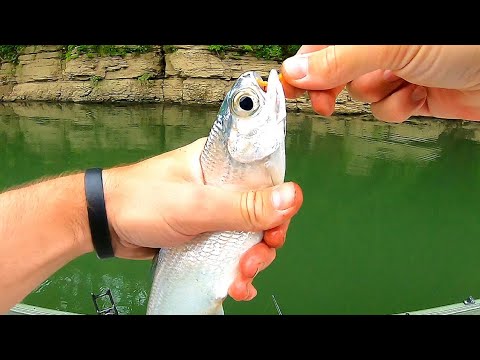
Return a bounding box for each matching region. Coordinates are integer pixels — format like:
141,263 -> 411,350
68,173 -> 96,257
100,167 -> 122,250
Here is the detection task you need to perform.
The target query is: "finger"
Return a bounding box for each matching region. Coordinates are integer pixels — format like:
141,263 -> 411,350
281,46 -> 330,98
264,219 -> 290,248
281,79 -> 306,99
229,242 -> 276,300
282,45 -> 420,90
228,277 -> 249,301
193,182 -> 304,233
228,274 -> 258,301
347,69 -> 407,103
245,285 -> 257,301
370,84 -> 428,123
296,45 -> 330,55
239,241 -> 276,278
114,246 -> 158,260
414,102 -> 433,117
308,85 -> 346,116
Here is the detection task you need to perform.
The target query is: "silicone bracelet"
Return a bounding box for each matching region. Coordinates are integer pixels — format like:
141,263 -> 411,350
84,168 -> 115,259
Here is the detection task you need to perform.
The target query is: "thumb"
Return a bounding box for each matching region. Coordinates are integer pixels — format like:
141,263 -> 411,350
281,45 -> 419,90
196,182 -> 303,233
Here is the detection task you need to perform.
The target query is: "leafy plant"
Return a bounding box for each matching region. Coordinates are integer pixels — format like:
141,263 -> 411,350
207,45 -> 233,57
138,72 -> 154,86
90,75 -> 103,87
63,45 -> 153,61
207,45 -> 301,61
0,45 -> 25,64
163,45 -> 178,53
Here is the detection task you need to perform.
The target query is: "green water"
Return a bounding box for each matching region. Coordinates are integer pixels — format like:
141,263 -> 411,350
2,101 -> 480,315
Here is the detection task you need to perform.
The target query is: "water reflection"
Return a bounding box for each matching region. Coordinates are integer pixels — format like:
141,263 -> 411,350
2,102 -> 480,314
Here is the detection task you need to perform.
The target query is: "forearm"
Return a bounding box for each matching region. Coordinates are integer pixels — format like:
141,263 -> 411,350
0,173 -> 94,313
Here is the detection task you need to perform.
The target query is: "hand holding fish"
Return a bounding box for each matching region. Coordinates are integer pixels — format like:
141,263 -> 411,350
103,137 -> 303,303
281,45 -> 480,122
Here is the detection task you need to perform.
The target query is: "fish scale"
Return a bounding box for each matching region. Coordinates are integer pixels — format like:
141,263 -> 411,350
147,70 -> 286,315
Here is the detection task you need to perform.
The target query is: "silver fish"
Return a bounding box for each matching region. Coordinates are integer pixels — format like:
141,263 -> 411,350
147,69 -> 287,315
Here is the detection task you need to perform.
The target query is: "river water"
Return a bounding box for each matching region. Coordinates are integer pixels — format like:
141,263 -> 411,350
2,101 -> 480,315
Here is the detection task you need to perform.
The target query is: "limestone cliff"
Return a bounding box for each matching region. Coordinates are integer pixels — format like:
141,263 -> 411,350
0,45 -> 370,115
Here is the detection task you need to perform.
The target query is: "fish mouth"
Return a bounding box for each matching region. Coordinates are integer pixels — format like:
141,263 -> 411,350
263,70 -> 287,186
263,69 -> 286,126
256,71 -> 284,92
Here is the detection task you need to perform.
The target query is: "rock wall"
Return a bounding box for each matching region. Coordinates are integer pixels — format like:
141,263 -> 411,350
0,45 -> 370,115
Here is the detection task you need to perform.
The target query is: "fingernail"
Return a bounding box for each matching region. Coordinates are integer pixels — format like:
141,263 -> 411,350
411,86 -> 427,102
272,183 -> 296,210
282,56 -> 308,80
383,70 -> 400,82
247,287 -> 257,301
244,283 -> 250,301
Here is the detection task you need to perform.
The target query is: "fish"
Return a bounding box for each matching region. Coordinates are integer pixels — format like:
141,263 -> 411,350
146,69 -> 287,315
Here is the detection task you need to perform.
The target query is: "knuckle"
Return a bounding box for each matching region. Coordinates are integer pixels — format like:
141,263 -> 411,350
240,190 -> 264,231
315,45 -> 341,84
378,45 -> 419,70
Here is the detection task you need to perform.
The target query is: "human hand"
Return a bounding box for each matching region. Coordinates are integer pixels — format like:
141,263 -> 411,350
102,138 -> 303,301
281,45 -> 480,122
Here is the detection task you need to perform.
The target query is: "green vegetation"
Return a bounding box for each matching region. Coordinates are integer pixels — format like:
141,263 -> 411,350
163,45 -> 178,53
207,45 -> 301,61
1,45 -> 154,63
137,72 -> 154,86
89,75 -> 103,87
63,45 -> 153,61
0,46 -> 25,64
0,45 -> 300,65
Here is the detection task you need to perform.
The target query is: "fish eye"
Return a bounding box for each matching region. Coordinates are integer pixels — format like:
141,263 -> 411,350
231,89 -> 260,117
239,96 -> 253,111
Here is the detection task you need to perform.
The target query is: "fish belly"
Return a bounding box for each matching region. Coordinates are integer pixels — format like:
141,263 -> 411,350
147,230 -> 263,315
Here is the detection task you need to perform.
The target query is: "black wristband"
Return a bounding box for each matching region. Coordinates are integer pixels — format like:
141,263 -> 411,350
84,168 -> 115,259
